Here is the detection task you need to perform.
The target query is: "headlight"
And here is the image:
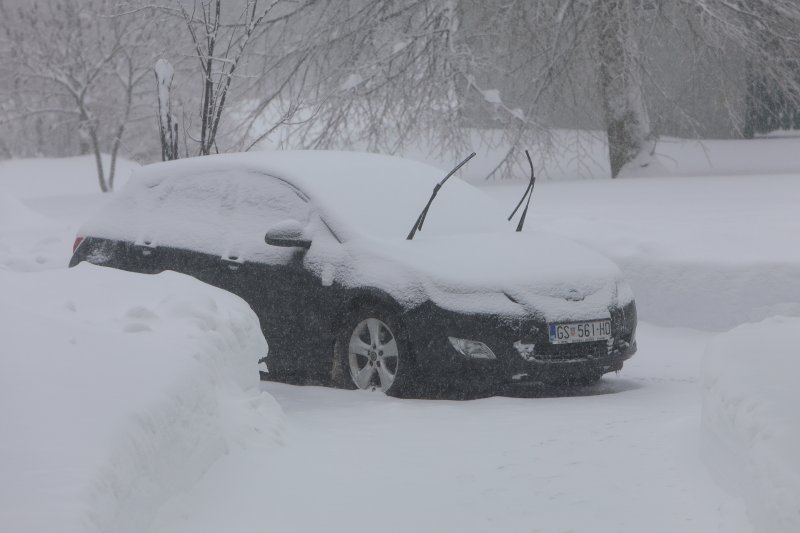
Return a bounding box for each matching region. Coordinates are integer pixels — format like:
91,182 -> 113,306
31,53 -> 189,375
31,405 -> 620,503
448,337 -> 497,360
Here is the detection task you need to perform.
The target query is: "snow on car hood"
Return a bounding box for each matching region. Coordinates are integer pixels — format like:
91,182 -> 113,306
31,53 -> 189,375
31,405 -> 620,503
307,227 -> 631,322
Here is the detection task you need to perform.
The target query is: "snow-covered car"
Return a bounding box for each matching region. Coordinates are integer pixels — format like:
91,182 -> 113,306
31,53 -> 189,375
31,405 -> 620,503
70,151 -> 637,397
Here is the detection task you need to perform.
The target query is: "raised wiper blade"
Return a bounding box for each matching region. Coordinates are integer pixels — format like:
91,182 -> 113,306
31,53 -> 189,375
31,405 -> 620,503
407,152 -> 476,240
507,149 -> 535,232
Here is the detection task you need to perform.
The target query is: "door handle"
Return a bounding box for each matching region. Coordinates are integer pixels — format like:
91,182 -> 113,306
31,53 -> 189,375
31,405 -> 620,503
133,241 -> 156,256
221,256 -> 242,271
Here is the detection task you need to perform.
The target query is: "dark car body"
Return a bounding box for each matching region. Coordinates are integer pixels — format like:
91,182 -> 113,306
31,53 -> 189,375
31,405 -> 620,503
70,151 -> 637,396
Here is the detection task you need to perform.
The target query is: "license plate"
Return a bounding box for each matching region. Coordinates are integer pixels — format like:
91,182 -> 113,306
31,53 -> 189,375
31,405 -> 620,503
548,320 -> 611,344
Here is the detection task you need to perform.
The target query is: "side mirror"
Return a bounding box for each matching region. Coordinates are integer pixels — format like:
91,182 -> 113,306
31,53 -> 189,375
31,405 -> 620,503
264,219 -> 311,249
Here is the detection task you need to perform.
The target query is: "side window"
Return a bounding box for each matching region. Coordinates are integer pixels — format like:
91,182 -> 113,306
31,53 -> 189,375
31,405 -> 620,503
223,173 -> 312,261
228,174 -> 310,227
128,169 -> 311,262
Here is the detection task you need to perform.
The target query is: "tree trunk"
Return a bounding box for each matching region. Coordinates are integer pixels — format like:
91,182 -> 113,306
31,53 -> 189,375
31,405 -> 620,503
109,124 -> 124,192
90,135 -> 108,193
155,59 -> 179,162
79,106 -> 108,192
594,0 -> 651,178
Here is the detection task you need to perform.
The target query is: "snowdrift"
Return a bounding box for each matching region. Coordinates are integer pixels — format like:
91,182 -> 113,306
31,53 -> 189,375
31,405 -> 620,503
613,256 -> 800,331
0,194 -> 75,271
702,317 -> 800,533
484,172 -> 800,330
0,264 -> 282,533
0,155 -> 138,197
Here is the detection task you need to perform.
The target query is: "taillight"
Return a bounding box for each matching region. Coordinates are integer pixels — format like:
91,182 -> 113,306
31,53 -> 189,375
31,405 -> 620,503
72,236 -> 84,253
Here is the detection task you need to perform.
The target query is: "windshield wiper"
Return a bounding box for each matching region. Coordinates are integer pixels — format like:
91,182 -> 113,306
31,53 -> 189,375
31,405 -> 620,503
407,152 -> 476,240
507,149 -> 535,232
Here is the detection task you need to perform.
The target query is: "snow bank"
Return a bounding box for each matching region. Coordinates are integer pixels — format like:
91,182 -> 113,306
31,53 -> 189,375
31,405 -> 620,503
0,155 -> 138,197
702,317 -> 800,532
0,194 -> 54,228
483,172 -> 800,330
0,154 -> 129,271
0,194 -> 75,271
626,135 -> 800,179
612,257 -> 800,330
0,264 -> 281,533
411,132 -> 800,181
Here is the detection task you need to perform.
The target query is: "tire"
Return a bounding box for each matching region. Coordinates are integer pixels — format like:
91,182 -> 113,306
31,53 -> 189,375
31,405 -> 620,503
332,305 -> 415,397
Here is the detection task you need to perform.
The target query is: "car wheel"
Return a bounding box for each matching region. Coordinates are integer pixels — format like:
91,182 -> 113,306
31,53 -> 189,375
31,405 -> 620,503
334,307 -> 414,397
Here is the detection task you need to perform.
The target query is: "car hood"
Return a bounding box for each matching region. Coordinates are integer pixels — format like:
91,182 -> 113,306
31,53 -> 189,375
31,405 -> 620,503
327,230 -> 628,322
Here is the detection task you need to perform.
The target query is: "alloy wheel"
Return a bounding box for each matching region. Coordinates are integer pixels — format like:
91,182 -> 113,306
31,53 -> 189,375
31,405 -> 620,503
347,318 -> 399,392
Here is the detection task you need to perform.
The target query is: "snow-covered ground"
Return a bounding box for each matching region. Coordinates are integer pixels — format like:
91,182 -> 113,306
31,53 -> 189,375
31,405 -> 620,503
482,173 -> 800,329
0,155 -> 137,198
1,136 -> 799,532
150,324 -> 750,533
0,156 -> 137,271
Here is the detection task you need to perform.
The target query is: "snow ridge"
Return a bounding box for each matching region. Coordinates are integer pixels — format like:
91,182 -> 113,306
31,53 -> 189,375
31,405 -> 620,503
0,264 -> 283,533
702,317 -> 800,533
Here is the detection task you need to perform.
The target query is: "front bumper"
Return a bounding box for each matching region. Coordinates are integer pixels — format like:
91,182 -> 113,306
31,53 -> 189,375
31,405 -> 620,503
403,300 -> 637,390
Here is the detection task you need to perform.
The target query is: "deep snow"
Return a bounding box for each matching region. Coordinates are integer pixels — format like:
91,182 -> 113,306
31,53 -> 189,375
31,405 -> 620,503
0,264 -> 281,533
483,174 -> 800,330
0,155 -> 137,197
702,318 -> 800,532
89,151 -> 511,242
2,135 -> 800,532
0,194 -> 69,271
77,151 -> 631,319
0,155 -> 135,271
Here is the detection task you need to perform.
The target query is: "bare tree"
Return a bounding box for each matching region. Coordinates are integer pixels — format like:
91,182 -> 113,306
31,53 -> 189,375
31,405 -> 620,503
4,0 -> 800,182
687,0 -> 800,137
178,0 -> 292,156
272,1 -> 571,174
0,0 -> 159,191
592,0 -> 653,177
155,58 -> 180,160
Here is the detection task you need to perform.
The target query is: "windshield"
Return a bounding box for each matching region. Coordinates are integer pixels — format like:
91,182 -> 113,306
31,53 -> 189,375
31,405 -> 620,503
324,176 -> 509,241
262,151 -> 510,241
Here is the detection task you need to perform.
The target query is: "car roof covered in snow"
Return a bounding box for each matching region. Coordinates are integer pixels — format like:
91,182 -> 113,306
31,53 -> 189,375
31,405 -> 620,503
128,150 -> 508,241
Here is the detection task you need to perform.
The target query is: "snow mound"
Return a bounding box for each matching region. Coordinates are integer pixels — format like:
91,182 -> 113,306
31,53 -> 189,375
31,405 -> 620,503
99,150 -> 509,243
0,194 -> 54,228
0,193 -> 74,271
483,172 -> 800,330
0,155 -> 138,197
702,317 -> 800,533
615,257 -> 800,330
0,264 -> 281,533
